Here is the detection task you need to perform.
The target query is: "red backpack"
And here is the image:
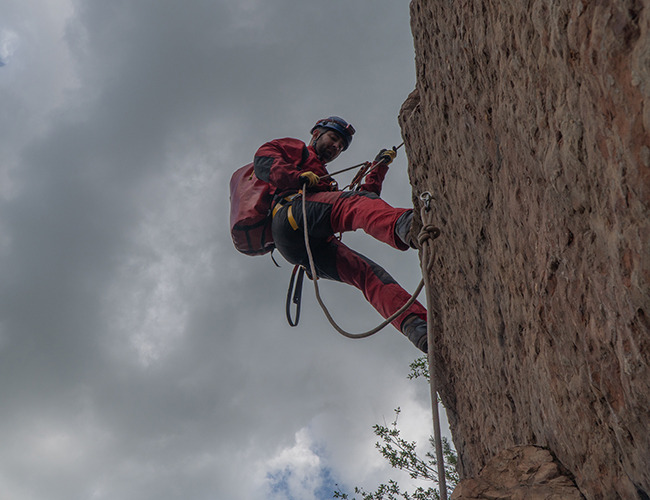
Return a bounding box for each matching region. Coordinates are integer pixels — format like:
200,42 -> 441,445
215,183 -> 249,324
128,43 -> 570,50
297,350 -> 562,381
229,163 -> 275,255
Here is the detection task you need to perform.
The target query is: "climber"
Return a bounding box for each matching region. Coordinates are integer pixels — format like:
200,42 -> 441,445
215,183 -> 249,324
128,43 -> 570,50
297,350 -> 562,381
253,116 -> 429,352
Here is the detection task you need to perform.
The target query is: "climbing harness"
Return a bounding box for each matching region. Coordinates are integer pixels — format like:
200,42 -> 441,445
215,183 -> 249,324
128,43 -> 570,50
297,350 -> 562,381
273,193 -> 301,230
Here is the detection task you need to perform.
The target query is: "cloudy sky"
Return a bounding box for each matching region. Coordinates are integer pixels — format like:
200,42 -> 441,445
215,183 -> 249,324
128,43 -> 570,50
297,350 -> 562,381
0,1 -> 449,499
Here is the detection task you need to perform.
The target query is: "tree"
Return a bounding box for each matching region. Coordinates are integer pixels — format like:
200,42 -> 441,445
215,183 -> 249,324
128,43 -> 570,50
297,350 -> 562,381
333,357 -> 458,499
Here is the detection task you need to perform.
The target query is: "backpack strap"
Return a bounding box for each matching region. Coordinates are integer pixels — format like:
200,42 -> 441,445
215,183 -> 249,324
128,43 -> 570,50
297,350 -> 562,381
270,144 -> 311,206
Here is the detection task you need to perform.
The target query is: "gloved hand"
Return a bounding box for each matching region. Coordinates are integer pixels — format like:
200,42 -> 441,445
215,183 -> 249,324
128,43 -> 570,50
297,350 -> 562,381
375,148 -> 397,165
299,171 -> 320,187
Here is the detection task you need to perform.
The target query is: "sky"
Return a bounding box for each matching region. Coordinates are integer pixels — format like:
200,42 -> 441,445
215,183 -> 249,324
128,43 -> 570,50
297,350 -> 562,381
0,1 -> 449,499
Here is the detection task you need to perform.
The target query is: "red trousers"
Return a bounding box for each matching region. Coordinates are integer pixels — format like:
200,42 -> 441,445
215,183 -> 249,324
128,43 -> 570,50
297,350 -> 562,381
271,190 -> 427,332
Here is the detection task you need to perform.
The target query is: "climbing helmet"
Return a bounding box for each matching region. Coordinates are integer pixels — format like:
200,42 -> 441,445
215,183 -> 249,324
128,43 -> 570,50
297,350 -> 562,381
310,116 -> 355,150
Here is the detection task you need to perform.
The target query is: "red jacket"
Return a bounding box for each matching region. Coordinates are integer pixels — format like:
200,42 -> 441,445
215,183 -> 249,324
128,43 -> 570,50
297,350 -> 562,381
253,137 -> 389,199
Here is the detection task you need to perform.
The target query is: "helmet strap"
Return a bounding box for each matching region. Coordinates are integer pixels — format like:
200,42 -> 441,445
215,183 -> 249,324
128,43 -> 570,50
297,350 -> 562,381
310,129 -> 327,161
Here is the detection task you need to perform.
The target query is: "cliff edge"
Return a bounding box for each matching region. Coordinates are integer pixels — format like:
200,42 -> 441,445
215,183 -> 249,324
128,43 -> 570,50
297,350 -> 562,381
399,1 -> 650,498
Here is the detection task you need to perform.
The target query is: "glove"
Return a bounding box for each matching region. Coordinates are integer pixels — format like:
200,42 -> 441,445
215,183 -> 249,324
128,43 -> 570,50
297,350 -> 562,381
299,171 -> 320,187
375,148 -> 397,165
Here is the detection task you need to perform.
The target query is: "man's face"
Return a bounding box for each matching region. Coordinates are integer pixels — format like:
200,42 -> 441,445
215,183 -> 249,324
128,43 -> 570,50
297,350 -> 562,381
312,129 -> 345,163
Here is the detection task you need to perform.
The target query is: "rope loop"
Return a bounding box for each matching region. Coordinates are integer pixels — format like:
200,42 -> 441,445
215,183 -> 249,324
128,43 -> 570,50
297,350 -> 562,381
418,224 -> 441,247
300,180 -> 424,339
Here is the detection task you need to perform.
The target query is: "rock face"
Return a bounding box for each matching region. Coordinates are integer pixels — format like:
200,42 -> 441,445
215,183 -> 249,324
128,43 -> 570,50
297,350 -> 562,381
450,446 -> 583,500
399,1 -> 650,499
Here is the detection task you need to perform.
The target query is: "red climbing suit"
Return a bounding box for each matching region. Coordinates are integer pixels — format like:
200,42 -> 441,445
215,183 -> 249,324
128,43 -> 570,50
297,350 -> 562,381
254,137 -> 427,340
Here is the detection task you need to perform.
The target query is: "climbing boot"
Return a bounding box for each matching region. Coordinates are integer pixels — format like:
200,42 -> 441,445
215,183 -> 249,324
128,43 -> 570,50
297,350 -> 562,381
401,315 -> 428,353
395,210 -> 417,249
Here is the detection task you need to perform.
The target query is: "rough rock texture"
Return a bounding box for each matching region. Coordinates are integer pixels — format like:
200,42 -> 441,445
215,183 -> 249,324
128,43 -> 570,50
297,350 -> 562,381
450,445 -> 584,500
399,1 -> 650,499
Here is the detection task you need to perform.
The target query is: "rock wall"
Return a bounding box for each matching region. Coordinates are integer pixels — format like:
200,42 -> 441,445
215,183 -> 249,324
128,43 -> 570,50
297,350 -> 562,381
450,446 -> 584,500
399,1 -> 650,499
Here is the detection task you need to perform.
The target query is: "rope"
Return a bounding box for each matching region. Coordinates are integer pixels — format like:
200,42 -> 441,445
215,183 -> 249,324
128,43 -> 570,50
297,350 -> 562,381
300,186 -> 447,498
300,185 -> 425,338
320,142 -> 404,183
297,151 -> 448,499
418,191 -> 447,500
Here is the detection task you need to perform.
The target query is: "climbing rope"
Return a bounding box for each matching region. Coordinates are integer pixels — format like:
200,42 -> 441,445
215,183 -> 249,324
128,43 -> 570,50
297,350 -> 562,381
300,184 -> 425,338
300,186 -> 447,499
294,150 -> 448,500
418,191 -> 447,500
319,143 -> 404,185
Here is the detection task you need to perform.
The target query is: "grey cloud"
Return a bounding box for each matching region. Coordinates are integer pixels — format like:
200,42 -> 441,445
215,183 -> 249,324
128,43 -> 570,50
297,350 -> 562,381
0,1 -> 437,499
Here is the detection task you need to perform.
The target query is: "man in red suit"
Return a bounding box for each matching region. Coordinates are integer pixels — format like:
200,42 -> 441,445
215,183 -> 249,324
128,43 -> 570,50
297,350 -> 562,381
254,116 -> 428,352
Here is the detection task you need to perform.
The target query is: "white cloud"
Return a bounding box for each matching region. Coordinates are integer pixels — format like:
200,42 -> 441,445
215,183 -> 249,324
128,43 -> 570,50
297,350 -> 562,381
0,29 -> 18,65
264,428 -> 327,500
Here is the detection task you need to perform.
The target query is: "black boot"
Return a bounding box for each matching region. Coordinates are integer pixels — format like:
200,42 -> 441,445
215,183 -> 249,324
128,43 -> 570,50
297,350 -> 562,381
395,210 -> 417,249
401,315 -> 428,353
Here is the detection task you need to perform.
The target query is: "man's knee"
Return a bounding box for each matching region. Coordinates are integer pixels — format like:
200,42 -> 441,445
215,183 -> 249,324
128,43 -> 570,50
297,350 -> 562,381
339,190 -> 380,200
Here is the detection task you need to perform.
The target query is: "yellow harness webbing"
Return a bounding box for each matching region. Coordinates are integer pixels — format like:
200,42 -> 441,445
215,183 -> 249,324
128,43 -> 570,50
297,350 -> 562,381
272,193 -> 300,230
